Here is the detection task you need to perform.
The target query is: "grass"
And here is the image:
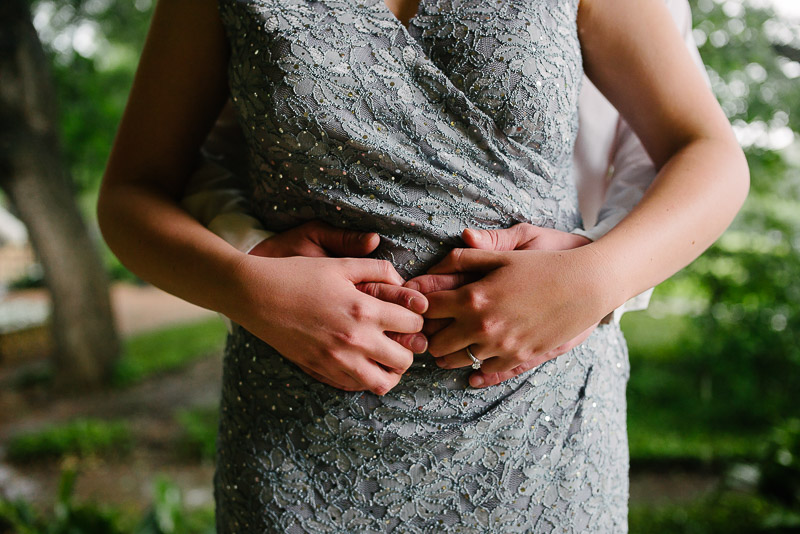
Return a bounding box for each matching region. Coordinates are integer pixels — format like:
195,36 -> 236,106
6,418 -> 132,463
113,318 -> 227,387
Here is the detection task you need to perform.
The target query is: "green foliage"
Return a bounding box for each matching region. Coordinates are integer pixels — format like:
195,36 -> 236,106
0,471 -> 215,534
32,0 -> 155,196
175,407 -> 218,463
0,469 -> 124,534
6,419 -> 132,463
758,418 -> 800,510
112,319 -> 227,387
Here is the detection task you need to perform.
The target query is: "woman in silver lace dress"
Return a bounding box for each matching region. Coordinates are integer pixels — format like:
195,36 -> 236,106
97,0 -> 749,531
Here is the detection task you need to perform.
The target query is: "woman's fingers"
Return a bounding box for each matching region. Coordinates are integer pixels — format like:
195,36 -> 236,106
295,361 -> 365,391
422,317 -> 450,336
425,319 -> 476,357
469,357 -> 547,388
386,332 -> 429,354
462,225 -> 531,251
341,356 -> 403,396
340,258 -> 405,286
369,297 -> 425,334
434,345 -> 487,369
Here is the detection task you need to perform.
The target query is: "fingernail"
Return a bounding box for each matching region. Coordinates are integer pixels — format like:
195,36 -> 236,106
408,296 -> 427,313
470,374 -> 484,387
359,232 -> 375,243
464,228 -> 481,240
411,335 -> 428,354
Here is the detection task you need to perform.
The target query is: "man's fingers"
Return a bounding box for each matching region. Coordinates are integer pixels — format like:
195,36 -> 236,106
462,225 -> 532,251
427,248 -> 505,275
421,290 -> 462,320
312,223 -> 381,257
386,332 -> 429,354
422,318 -> 450,336
404,273 -> 477,294
425,320 -> 474,357
356,282 -> 428,313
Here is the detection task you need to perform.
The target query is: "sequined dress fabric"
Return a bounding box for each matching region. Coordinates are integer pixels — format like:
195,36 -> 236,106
215,0 -> 631,531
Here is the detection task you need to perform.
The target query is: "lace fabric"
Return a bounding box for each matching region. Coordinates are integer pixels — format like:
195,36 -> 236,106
214,0 -> 631,531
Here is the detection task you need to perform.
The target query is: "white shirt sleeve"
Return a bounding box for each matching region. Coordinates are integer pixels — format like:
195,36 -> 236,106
181,159 -> 275,254
180,101 -> 275,255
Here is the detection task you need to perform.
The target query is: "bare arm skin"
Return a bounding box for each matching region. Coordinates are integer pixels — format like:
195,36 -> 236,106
421,0 -> 749,375
97,0 -> 425,396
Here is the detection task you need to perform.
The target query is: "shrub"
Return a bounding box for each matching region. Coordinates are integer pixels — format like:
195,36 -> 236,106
6,418 -> 132,463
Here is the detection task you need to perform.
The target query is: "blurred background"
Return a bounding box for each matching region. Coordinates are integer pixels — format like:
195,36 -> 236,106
1,0 -> 799,532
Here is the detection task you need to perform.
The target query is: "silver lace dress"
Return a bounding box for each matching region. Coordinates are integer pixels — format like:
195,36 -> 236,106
215,0 -> 631,531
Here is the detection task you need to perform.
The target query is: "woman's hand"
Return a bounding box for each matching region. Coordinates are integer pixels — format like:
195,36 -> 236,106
229,255 -> 426,395
420,244 -> 612,380
249,221 -> 430,370
406,224 -> 598,387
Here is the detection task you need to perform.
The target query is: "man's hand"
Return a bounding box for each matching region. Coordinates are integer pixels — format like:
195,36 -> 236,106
405,223 -> 597,388
247,221 -> 429,391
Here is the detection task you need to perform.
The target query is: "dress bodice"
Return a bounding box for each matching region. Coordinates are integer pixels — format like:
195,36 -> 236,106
218,0 -> 583,277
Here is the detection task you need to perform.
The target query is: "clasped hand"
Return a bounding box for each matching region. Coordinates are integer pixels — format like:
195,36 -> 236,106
237,221 -> 603,395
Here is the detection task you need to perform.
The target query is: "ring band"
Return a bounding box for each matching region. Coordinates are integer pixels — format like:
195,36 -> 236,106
466,345 -> 481,370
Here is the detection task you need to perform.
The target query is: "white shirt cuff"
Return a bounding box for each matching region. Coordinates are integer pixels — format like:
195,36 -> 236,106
207,213 -> 275,254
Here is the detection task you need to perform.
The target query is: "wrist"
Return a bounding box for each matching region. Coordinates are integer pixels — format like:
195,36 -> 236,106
572,243 -> 630,321
221,252 -> 281,327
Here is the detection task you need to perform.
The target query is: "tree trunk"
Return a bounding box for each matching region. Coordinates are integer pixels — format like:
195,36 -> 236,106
0,0 -> 120,391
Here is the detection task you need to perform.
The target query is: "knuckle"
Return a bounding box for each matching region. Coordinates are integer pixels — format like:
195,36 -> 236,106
464,287 -> 488,311
476,319 -> 493,337
497,336 -> 518,354
397,352 -> 414,371
350,365 -> 372,385
348,301 -> 372,322
510,352 -> 528,366
330,328 -> 358,349
371,380 -> 393,396
448,248 -> 464,264
378,260 -> 394,276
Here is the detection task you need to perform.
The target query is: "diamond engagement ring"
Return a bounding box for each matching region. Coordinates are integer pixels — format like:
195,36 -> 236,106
466,345 -> 481,370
